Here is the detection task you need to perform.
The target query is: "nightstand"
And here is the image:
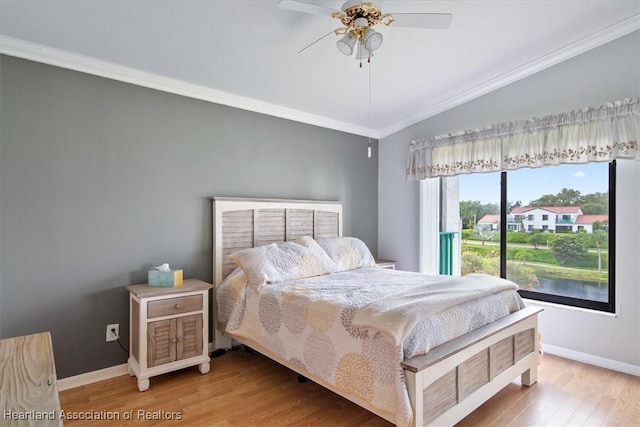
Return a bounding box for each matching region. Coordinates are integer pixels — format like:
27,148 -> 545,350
127,279 -> 213,391
376,259 -> 397,269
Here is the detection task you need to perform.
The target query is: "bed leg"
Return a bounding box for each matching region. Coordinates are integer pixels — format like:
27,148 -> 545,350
404,370 -> 422,427
522,325 -> 541,387
521,366 -> 538,387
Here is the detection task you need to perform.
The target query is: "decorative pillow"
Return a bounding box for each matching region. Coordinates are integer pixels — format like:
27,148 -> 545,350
315,236 -> 376,272
229,236 -> 337,290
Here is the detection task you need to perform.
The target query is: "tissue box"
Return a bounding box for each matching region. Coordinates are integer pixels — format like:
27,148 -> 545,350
148,269 -> 183,287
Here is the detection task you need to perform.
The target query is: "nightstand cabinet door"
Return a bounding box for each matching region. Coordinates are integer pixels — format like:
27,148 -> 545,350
148,319 -> 176,368
176,314 -> 203,360
147,314 -> 203,367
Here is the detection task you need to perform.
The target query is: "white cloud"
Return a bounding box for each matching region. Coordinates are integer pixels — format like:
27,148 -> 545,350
574,170 -> 585,178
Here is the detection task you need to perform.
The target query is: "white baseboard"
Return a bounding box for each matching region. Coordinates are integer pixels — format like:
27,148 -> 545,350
58,342 -> 217,391
56,341 -> 639,391
57,363 -> 129,391
542,342 -> 640,377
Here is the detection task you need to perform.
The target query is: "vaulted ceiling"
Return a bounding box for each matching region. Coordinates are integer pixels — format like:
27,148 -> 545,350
1,1 -> 638,138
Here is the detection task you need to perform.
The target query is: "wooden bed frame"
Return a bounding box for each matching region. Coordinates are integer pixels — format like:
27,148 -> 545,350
211,197 -> 542,426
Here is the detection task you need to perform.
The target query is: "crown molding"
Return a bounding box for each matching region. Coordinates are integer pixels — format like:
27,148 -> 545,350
377,14 -> 640,139
0,35 -> 378,139
2,13 -> 637,141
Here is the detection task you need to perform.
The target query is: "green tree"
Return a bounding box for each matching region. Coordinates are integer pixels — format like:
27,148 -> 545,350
478,258 -> 539,288
556,188 -> 582,205
577,192 -> 608,214
460,200 -> 499,229
528,188 -> 608,214
475,227 -> 495,246
592,229 -> 608,247
586,229 -> 609,273
461,251 -> 484,276
505,262 -> 540,289
580,203 -> 607,215
460,200 -> 481,229
508,200 -> 522,211
529,194 -> 560,207
530,188 -> 581,206
528,231 -> 547,249
592,220 -> 608,232
550,234 -> 588,266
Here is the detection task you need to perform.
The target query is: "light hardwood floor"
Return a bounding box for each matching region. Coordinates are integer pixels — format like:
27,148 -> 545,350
59,349 -> 640,426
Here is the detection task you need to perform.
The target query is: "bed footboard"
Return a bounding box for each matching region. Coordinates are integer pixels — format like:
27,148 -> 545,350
402,306 -> 543,427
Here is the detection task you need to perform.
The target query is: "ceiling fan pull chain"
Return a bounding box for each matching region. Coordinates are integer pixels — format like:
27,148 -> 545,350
367,56 -> 372,158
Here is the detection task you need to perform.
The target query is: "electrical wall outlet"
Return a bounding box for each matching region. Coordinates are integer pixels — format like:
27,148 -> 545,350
106,323 -> 119,342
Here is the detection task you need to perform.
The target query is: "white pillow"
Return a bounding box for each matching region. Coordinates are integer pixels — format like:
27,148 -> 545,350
315,237 -> 376,272
229,236 -> 337,290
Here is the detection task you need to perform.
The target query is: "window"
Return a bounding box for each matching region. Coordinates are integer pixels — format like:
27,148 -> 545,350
460,162 -> 615,312
458,173 -> 501,279
527,214 -> 534,221
542,214 -> 549,220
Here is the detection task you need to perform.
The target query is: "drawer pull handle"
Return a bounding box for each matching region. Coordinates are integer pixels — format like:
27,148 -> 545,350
174,304 -> 182,310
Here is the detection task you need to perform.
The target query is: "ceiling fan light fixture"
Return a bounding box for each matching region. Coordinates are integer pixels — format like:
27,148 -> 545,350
363,27 -> 383,51
281,0 -> 453,67
355,41 -> 373,60
336,32 -> 357,55
353,17 -> 368,28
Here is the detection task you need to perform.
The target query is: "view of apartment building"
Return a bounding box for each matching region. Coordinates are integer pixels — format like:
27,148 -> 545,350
477,206 -> 608,233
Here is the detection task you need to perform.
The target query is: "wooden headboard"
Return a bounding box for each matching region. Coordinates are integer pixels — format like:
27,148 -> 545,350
211,197 -> 343,350
212,197 -> 343,286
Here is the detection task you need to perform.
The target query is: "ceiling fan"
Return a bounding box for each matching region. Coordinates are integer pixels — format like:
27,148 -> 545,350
277,0 -> 453,66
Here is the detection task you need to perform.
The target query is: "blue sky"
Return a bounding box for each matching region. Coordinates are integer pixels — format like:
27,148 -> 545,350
459,163 -> 609,205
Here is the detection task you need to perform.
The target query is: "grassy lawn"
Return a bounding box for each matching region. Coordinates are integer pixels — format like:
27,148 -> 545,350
522,262 -> 608,283
463,239 -> 608,254
462,243 -> 608,283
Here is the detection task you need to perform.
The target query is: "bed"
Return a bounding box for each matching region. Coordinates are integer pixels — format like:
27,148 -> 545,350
211,197 -> 542,426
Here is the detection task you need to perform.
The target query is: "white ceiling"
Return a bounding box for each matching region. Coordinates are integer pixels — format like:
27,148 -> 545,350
1,1 -> 639,138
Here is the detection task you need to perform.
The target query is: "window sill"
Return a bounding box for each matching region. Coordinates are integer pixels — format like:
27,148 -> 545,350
522,298 -> 618,318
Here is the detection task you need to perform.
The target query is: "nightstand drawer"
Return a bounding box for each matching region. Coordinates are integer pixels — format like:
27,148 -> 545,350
148,295 -> 202,318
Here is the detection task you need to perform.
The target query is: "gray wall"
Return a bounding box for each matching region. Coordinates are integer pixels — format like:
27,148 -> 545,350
379,32 -> 640,369
0,55 -> 378,378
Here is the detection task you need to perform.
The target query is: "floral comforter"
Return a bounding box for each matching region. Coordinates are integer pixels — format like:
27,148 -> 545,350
217,267 -> 524,426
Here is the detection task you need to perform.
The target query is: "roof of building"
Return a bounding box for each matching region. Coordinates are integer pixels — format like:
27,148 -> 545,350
478,214 -> 500,224
575,215 -> 609,225
510,206 -> 582,214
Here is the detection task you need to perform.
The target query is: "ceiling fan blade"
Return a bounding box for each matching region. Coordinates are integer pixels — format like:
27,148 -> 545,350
297,29 -> 338,54
388,13 -> 453,29
277,0 -> 339,17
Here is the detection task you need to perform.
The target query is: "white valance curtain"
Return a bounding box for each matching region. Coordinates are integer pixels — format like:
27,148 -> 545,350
406,98 -> 640,180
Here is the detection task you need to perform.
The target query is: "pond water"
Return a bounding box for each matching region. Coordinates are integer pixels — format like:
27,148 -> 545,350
531,277 -> 608,302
